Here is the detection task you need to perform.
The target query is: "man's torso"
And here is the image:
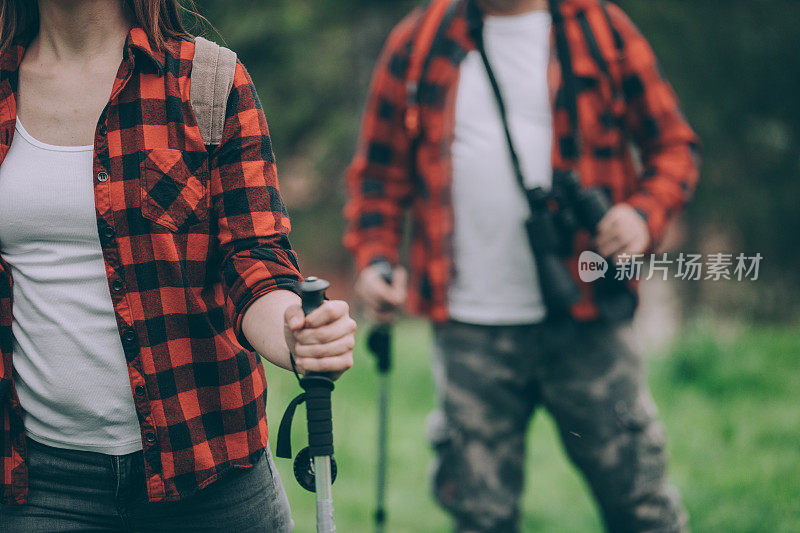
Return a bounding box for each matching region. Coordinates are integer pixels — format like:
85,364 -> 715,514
449,9 -> 553,325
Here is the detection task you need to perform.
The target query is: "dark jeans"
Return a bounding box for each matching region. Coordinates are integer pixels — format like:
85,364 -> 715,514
0,437 -> 293,532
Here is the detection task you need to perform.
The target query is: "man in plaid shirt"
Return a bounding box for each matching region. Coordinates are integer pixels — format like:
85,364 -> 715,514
345,0 -> 699,531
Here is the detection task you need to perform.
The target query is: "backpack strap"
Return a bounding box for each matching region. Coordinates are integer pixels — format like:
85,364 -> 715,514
191,36 -> 237,147
599,0 -> 625,53
404,0 -> 458,139
548,0 -> 582,160
578,0 -> 626,101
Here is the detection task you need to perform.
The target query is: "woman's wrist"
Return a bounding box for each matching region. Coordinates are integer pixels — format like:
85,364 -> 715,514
241,289 -> 301,371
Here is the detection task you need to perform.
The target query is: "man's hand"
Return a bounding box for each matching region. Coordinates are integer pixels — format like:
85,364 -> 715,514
355,264 -> 407,324
595,204 -> 651,259
284,300 -> 357,380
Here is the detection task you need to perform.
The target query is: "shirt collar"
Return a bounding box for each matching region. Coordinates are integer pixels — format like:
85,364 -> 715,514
0,44 -> 25,83
127,27 -> 166,75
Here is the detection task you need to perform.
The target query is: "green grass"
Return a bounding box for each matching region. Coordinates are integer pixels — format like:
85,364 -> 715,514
264,320 -> 800,532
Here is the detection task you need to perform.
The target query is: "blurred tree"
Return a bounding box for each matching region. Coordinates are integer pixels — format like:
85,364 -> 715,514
191,0 -> 800,319
617,1 -> 800,318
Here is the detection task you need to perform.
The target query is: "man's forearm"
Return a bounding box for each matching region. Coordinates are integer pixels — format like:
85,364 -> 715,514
241,289 -> 301,371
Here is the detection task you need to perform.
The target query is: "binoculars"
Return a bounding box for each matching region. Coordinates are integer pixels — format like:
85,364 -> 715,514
553,171 -> 611,248
526,171 -> 636,321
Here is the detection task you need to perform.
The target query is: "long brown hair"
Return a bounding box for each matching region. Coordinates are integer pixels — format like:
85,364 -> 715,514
0,0 -> 207,56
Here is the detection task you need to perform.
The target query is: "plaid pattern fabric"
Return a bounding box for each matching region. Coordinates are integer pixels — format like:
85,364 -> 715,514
344,0 -> 700,322
0,28 -> 301,504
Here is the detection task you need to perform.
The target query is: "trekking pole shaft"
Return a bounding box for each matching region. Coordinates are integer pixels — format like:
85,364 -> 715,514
315,456 -> 335,533
375,373 -> 389,531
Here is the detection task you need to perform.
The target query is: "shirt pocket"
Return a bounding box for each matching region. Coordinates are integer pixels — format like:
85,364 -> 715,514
140,149 -> 210,233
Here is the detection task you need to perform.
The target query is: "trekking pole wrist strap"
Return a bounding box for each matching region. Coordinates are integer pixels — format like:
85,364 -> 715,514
276,375 -> 336,459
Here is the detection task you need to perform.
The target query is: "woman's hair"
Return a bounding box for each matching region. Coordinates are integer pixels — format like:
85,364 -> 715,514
0,0 -> 207,55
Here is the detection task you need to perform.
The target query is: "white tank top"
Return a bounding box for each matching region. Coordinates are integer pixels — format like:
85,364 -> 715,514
448,10 -> 553,325
0,119 -> 142,454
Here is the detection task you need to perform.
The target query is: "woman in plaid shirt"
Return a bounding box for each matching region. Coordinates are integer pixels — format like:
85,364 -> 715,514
0,0 -> 355,530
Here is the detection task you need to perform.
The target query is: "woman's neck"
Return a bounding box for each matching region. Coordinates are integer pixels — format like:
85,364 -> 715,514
32,0 -> 131,65
477,0 -> 548,16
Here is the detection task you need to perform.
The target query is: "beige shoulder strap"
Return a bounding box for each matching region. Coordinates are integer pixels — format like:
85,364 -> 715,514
191,36 -> 238,147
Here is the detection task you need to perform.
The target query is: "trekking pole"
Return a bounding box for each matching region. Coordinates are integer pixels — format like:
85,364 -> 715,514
276,276 -> 338,533
366,261 -> 394,532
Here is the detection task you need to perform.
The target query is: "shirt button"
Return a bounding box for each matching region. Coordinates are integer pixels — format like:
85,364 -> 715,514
112,279 -> 125,292
145,432 -> 156,444
102,225 -> 115,240
99,124 -> 108,136
135,385 -> 146,396
122,328 -> 139,362
122,328 -> 137,345
97,171 -> 109,182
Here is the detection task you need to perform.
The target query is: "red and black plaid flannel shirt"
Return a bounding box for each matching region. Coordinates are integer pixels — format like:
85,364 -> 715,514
0,28 -> 301,504
345,0 -> 700,322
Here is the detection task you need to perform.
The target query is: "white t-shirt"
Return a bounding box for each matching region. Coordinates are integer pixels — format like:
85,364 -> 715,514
0,120 -> 142,454
448,10 -> 553,325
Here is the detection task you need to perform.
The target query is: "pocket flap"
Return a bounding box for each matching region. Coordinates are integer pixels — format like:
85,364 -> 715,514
140,149 -> 209,232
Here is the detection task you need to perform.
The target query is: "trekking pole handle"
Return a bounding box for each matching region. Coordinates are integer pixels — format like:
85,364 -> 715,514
368,262 -> 394,374
373,261 -> 394,286
300,276 -> 330,317
298,277 -> 336,460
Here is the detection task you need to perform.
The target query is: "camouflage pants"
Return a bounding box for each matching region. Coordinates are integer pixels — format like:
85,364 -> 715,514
428,320 -> 688,533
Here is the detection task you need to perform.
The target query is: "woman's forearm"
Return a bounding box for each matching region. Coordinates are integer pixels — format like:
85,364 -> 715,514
241,289 -> 301,371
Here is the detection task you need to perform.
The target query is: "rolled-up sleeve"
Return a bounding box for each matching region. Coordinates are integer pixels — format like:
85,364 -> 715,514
209,61 -> 302,351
